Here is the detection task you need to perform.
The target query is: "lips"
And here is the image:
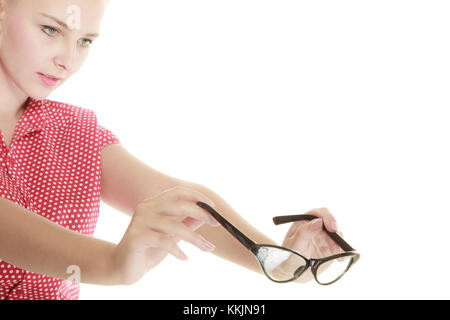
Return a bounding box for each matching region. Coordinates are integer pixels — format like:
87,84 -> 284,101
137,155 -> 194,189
40,73 -> 62,80
38,73 -> 61,87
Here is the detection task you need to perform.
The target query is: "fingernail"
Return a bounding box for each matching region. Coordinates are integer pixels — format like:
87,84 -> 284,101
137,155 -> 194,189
331,221 -> 338,232
209,217 -> 220,226
310,219 -> 322,231
204,242 -> 216,251
202,239 -> 216,251
180,252 -> 189,260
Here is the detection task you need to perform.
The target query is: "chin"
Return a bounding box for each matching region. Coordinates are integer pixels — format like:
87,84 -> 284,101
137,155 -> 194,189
25,84 -> 57,101
27,91 -> 52,101
26,74 -> 68,101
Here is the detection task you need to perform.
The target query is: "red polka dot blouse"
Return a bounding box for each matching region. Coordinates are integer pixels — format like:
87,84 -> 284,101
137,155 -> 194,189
0,97 -> 120,300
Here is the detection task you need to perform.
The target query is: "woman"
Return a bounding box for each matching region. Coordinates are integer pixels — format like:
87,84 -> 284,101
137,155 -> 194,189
0,0 -> 342,300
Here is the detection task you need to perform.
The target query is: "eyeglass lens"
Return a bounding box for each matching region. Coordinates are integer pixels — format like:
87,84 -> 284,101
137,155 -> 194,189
255,246 -> 354,284
254,246 -> 308,282
315,255 -> 354,285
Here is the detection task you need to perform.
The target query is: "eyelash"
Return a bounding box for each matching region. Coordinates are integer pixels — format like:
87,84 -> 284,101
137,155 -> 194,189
41,25 -> 93,48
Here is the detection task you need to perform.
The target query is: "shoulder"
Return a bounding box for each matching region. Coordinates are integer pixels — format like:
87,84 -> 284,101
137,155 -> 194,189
41,98 -> 120,148
42,98 -> 100,127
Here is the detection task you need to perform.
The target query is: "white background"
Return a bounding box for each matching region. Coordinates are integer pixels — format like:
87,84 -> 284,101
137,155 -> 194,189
49,0 -> 450,299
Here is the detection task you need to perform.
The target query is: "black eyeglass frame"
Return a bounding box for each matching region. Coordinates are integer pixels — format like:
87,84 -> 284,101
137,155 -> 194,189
196,201 -> 360,285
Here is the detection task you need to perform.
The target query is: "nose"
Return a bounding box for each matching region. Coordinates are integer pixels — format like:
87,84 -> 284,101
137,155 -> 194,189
54,41 -> 77,73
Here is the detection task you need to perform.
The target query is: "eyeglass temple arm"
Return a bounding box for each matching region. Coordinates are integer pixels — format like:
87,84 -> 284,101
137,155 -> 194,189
272,214 -> 356,252
196,202 -> 256,250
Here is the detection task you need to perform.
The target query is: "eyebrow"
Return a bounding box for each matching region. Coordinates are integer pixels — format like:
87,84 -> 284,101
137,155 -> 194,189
39,13 -> 100,38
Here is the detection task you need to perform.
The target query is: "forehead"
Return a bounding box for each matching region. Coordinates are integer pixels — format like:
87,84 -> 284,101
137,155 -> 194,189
21,0 -> 107,32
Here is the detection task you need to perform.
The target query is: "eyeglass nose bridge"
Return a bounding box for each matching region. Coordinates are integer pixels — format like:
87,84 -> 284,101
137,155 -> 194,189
292,258 -> 326,283
309,259 -> 319,268
308,259 -> 320,274
293,265 -> 306,279
293,260 -> 313,279
292,257 -> 322,280
293,258 -> 331,283
294,259 -> 318,274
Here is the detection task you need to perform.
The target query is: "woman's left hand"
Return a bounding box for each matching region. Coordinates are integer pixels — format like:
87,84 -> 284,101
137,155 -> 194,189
281,207 -> 344,283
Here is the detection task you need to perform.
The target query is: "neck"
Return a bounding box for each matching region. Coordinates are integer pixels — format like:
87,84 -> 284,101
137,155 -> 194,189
0,59 -> 30,120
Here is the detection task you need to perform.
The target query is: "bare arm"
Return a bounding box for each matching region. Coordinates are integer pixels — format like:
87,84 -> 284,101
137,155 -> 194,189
100,143 -> 278,276
0,197 -> 120,286
100,144 -> 186,216
191,184 -> 278,275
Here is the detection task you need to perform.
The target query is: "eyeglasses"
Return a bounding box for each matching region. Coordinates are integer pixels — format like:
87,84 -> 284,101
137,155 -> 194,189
196,201 -> 360,285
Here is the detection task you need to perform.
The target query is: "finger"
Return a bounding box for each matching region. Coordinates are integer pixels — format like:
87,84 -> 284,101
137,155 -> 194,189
171,217 -> 206,244
325,228 -> 345,255
308,219 -> 344,255
309,220 -> 336,258
310,236 -> 324,259
148,217 -> 216,252
293,220 -> 316,242
313,233 -> 332,258
161,185 -> 216,208
318,229 -> 342,255
285,221 -> 306,239
136,230 -> 189,260
306,207 -> 338,232
309,218 -> 323,232
157,200 -> 220,227
330,241 -> 343,256
327,237 -> 342,256
289,221 -> 318,256
181,216 -> 205,231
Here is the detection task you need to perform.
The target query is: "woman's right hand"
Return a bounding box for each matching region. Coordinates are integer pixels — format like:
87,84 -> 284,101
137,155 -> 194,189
111,186 -> 220,285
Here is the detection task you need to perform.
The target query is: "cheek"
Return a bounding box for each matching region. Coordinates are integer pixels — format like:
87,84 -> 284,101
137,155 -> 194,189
9,16 -> 34,51
6,17 -> 49,70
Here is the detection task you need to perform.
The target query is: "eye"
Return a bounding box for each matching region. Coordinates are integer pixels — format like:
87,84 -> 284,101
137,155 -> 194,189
79,38 -> 93,48
41,25 -> 59,36
42,25 -> 93,48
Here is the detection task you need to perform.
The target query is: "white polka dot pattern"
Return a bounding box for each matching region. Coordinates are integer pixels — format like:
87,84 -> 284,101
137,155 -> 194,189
0,97 -> 120,300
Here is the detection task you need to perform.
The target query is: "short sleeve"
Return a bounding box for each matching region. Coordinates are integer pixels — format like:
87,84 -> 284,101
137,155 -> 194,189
97,123 -> 120,149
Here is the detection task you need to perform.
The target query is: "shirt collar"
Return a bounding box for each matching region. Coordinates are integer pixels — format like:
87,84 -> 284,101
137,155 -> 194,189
14,97 -> 71,139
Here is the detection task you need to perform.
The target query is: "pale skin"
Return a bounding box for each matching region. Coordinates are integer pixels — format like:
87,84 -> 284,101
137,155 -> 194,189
0,0 -> 343,287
